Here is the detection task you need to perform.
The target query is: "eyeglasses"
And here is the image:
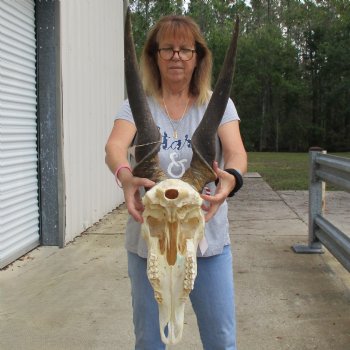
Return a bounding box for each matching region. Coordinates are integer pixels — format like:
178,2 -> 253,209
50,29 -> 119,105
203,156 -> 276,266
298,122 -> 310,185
158,48 -> 196,61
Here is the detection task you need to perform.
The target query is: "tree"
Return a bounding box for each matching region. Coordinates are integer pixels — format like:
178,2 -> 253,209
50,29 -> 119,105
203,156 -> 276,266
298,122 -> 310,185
129,0 -> 350,151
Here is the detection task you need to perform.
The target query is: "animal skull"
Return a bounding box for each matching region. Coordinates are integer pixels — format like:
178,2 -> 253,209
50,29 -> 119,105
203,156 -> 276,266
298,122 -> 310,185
142,179 -> 204,344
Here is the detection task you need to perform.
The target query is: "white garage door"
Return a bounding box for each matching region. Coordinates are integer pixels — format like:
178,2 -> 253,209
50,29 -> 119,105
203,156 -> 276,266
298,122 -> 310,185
0,0 -> 39,269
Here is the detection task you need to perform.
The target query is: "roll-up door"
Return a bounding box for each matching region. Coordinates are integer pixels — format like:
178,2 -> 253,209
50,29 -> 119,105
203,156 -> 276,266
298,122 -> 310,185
0,0 -> 39,269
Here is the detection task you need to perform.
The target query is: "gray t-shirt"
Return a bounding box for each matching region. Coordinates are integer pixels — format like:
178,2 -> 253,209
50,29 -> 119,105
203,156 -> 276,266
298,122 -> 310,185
115,96 -> 240,258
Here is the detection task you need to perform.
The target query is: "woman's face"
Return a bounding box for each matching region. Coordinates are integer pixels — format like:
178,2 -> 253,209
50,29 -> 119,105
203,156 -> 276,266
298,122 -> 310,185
157,34 -> 197,89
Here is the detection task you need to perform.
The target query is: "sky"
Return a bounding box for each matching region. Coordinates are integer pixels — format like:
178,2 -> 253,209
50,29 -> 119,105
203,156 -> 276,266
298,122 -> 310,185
183,0 -> 252,10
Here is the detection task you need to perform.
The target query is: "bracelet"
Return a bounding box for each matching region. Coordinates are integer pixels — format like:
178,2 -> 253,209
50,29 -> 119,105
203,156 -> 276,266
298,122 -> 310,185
114,164 -> 132,188
215,168 -> 243,197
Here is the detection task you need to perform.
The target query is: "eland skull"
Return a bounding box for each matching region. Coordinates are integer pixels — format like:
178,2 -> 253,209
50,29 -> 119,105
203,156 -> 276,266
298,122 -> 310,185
142,179 -> 204,343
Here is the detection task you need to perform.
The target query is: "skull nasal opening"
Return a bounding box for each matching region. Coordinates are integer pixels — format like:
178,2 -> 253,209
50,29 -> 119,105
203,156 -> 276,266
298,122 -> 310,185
165,189 -> 179,199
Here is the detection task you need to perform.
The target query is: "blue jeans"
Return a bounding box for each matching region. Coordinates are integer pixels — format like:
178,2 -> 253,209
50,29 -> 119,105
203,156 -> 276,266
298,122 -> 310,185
127,245 -> 236,350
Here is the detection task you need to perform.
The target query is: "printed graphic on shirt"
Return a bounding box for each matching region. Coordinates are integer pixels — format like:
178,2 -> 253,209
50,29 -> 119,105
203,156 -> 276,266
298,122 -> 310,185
168,152 -> 187,178
159,129 -> 192,178
161,130 -> 192,151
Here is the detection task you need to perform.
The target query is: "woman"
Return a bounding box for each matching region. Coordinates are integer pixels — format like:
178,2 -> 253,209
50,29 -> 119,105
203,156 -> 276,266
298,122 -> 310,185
105,13 -> 247,350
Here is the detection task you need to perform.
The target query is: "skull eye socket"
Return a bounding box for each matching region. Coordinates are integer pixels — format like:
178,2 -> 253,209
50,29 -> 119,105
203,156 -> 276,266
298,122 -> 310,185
165,189 -> 179,199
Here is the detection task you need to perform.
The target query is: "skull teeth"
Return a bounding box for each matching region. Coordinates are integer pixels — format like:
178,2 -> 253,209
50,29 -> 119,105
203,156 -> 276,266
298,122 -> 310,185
148,253 -> 160,281
184,256 -> 196,290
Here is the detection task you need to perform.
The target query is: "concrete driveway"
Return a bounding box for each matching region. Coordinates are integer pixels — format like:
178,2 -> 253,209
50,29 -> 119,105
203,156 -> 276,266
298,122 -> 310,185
1,176 -> 349,350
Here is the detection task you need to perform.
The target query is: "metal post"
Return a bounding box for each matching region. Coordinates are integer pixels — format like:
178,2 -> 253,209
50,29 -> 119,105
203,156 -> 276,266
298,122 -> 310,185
293,147 -> 324,254
321,150 -> 327,213
36,0 -> 65,247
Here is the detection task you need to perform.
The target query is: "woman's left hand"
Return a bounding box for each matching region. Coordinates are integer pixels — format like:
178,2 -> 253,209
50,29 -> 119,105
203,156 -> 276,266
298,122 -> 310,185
200,161 -> 236,222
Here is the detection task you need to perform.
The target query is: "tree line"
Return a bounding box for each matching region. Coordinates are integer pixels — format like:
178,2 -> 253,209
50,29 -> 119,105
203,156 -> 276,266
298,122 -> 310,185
129,0 -> 350,152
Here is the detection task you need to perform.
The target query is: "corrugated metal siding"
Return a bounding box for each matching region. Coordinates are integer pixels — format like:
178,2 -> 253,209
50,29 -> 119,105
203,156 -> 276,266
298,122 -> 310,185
0,0 -> 39,268
60,0 -> 125,242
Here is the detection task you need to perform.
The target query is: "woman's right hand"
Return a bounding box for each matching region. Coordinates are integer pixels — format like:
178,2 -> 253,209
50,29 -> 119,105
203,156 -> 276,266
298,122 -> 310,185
118,169 -> 155,223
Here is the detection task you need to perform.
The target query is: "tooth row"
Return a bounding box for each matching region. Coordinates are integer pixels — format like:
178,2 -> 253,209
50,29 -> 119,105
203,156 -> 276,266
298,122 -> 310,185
148,253 -> 160,281
184,256 -> 196,290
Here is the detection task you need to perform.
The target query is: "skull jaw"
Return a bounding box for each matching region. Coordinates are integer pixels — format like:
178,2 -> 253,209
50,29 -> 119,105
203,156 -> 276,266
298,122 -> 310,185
146,239 -> 198,345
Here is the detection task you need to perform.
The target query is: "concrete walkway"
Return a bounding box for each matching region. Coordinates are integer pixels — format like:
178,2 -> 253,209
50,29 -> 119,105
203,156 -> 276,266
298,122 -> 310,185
1,176 -> 350,350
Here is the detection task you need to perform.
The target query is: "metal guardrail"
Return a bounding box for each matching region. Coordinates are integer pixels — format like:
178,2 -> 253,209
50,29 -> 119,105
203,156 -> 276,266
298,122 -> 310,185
293,148 -> 350,272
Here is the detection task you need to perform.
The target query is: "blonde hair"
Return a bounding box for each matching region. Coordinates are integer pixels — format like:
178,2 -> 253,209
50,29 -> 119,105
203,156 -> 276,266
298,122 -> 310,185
140,15 -> 212,105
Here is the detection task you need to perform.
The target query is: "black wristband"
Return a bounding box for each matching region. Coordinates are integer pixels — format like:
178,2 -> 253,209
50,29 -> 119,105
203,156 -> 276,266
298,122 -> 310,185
215,168 -> 243,197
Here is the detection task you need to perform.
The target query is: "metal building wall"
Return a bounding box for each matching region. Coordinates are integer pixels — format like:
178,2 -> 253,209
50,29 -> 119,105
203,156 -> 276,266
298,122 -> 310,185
0,0 -> 39,268
60,0 -> 124,243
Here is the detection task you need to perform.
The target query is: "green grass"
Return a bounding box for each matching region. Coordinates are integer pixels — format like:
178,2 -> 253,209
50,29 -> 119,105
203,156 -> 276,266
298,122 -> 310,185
248,152 -> 350,191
